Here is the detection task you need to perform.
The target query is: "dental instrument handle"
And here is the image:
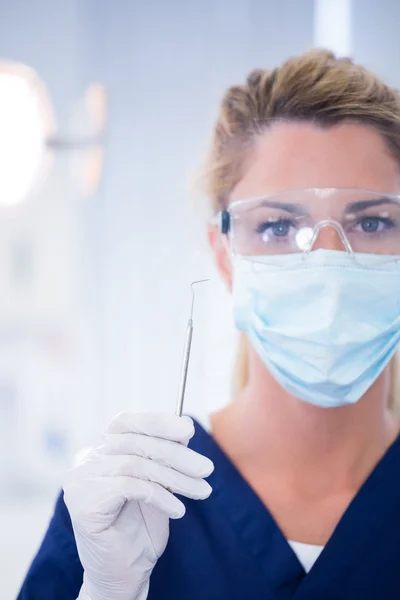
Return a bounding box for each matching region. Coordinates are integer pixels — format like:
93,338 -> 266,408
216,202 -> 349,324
175,319 -> 193,417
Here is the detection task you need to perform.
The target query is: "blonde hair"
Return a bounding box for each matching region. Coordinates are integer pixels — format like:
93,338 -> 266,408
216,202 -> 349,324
201,49 -> 400,414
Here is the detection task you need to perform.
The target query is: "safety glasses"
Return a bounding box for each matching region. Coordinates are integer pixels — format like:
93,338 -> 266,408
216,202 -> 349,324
215,188 -> 400,265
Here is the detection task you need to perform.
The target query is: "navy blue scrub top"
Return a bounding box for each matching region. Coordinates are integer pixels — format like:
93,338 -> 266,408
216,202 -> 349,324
18,420 -> 400,599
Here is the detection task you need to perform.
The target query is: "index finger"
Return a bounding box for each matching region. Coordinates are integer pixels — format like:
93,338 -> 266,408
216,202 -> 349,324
105,412 -> 195,445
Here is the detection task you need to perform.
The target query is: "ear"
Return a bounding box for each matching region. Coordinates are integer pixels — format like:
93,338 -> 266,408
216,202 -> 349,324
207,224 -> 232,291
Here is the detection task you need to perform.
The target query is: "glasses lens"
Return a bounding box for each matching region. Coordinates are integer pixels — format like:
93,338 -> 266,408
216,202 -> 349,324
230,189 -> 400,258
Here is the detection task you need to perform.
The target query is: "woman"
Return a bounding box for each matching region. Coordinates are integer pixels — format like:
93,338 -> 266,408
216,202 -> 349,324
19,49 -> 400,599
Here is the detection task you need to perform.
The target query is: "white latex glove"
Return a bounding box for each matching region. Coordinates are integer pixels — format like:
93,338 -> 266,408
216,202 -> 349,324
63,413 -> 214,600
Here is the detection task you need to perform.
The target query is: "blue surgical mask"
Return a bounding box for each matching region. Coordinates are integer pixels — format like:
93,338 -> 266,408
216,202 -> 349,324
233,249 -> 400,408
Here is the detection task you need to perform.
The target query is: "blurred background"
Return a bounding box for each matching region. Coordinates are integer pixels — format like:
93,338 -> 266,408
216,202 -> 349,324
0,0 -> 397,597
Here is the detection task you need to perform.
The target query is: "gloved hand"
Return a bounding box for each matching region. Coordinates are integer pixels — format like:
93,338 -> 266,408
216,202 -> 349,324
63,413 -> 214,600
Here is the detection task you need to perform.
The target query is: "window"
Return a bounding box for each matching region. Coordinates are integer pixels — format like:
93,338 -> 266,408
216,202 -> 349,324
0,61 -> 55,206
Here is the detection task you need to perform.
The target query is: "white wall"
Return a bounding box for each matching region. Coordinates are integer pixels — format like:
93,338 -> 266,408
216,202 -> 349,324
351,0 -> 400,87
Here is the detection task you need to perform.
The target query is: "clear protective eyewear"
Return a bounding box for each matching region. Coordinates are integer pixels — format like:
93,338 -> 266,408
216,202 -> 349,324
215,188 -> 400,265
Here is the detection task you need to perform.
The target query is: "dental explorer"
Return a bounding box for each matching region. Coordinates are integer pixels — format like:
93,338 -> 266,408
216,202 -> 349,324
175,279 -> 210,417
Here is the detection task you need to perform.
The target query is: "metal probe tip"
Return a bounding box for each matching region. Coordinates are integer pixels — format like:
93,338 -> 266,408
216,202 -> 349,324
175,278 -> 210,417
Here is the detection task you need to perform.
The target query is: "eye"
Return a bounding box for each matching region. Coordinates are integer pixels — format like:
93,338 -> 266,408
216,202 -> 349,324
257,219 -> 294,238
356,216 -> 395,233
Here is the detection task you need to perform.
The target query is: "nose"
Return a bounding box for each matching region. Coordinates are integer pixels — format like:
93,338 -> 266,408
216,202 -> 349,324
310,222 -> 349,252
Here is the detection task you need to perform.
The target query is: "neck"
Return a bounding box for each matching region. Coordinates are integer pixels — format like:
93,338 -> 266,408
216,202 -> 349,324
212,352 -> 398,497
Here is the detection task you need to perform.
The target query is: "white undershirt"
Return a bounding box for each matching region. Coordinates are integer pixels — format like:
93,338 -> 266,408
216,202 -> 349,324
288,540 -> 324,573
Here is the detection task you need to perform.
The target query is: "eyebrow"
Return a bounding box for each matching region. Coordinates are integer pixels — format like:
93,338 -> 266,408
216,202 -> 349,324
256,200 -> 310,215
244,196 -> 400,217
344,197 -> 399,212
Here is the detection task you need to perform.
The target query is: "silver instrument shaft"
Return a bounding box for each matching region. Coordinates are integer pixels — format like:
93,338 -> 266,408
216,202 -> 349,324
175,279 -> 209,416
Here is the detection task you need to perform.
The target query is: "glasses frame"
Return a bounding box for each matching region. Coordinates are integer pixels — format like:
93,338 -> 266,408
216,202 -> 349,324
211,188 -> 400,265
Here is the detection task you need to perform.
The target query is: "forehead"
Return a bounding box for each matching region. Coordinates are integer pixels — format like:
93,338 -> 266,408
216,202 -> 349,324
230,122 -> 400,202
